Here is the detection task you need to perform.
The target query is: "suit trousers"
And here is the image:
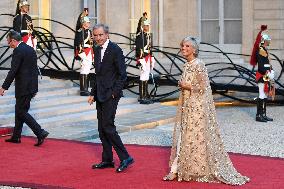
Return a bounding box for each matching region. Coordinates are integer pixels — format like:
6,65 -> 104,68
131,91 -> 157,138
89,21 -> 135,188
96,97 -> 129,162
12,94 -> 43,139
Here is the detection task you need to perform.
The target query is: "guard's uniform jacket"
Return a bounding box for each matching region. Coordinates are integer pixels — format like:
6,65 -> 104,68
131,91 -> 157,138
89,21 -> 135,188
256,45 -> 272,83
135,31 -> 155,104
74,28 -> 93,74
135,32 -> 151,59
135,32 -> 154,81
255,44 -> 275,122
13,13 -> 36,49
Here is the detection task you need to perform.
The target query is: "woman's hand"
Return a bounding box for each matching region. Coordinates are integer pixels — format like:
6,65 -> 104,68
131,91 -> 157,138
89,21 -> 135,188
178,80 -> 192,91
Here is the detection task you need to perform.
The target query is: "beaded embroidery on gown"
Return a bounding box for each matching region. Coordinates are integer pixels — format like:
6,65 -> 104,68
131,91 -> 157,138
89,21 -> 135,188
168,58 -> 250,185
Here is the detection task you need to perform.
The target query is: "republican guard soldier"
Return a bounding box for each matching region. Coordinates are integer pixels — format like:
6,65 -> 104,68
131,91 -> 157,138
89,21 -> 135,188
13,0 -> 37,50
250,25 -> 275,122
74,16 -> 94,96
135,20 -> 155,104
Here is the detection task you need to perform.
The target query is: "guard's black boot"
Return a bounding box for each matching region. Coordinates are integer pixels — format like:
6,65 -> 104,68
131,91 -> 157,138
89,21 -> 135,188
263,98 -> 273,121
138,80 -> 143,102
139,81 -> 147,104
80,74 -> 89,96
140,81 -> 153,104
84,74 -> 90,94
255,98 -> 267,122
145,80 -> 150,99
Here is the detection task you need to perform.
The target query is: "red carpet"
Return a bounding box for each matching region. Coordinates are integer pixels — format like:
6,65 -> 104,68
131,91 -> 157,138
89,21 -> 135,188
0,137 -> 283,189
0,127 -> 13,137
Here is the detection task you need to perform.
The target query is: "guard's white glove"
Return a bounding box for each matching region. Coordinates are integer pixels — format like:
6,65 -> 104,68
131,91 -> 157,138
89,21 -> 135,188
267,70 -> 275,80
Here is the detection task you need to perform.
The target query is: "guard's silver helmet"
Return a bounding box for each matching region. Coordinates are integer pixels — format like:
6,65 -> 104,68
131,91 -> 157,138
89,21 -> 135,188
81,16 -> 90,24
143,20 -> 150,26
19,0 -> 30,7
261,33 -> 271,43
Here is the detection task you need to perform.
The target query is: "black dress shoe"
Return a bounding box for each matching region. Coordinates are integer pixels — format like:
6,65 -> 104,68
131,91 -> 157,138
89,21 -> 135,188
34,130 -> 49,147
116,156 -> 134,173
92,162 -> 115,169
5,138 -> 21,144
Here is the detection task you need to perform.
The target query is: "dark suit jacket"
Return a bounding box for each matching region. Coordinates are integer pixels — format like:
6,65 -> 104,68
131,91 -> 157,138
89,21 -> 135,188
2,42 -> 38,98
90,41 -> 127,102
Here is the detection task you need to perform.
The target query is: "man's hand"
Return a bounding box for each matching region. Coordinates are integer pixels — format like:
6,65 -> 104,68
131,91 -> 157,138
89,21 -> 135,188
88,96 -> 95,105
0,88 -> 5,96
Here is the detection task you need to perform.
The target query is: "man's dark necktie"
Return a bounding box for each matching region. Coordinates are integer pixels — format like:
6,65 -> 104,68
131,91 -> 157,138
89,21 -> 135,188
96,46 -> 103,72
98,46 -> 103,63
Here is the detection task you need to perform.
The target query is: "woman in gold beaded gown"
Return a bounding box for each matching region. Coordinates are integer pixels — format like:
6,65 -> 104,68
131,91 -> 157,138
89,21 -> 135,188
163,36 -> 250,185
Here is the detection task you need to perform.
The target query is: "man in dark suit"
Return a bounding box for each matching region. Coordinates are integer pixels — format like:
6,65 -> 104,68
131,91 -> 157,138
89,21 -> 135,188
88,24 -> 134,173
0,30 -> 49,146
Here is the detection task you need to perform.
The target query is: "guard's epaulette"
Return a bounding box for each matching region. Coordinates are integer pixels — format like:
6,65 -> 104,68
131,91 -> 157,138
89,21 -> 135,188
259,46 -> 268,57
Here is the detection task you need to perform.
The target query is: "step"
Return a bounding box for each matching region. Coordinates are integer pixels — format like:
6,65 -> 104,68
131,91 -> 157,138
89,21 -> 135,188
22,104 -> 177,141
38,101 -> 160,126
0,95 -> 88,114
0,87 -> 79,104
3,79 -> 74,95
22,102 -> 162,136
0,97 -> 139,125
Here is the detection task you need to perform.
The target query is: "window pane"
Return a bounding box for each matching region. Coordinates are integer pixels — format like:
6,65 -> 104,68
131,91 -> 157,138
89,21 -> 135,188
224,0 -> 242,19
201,21 -> 219,44
224,20 -> 242,44
201,0 -> 219,19
87,0 -> 98,24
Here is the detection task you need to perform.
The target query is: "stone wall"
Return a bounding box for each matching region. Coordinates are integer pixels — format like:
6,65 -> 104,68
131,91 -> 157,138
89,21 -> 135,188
0,0 -> 283,61
101,0 -> 130,50
0,0 -> 15,46
252,0 -> 284,59
50,0 -> 81,44
162,0 -> 198,48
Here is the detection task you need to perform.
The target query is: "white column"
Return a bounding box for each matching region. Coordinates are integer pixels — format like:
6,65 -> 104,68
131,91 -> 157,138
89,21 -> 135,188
130,0 -> 135,33
39,0 -> 42,27
105,0 -> 108,23
96,0 -> 100,23
141,0 -> 144,15
84,0 -> 88,8
158,0 -> 163,50
219,0 -> 224,45
198,0 -> 201,40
